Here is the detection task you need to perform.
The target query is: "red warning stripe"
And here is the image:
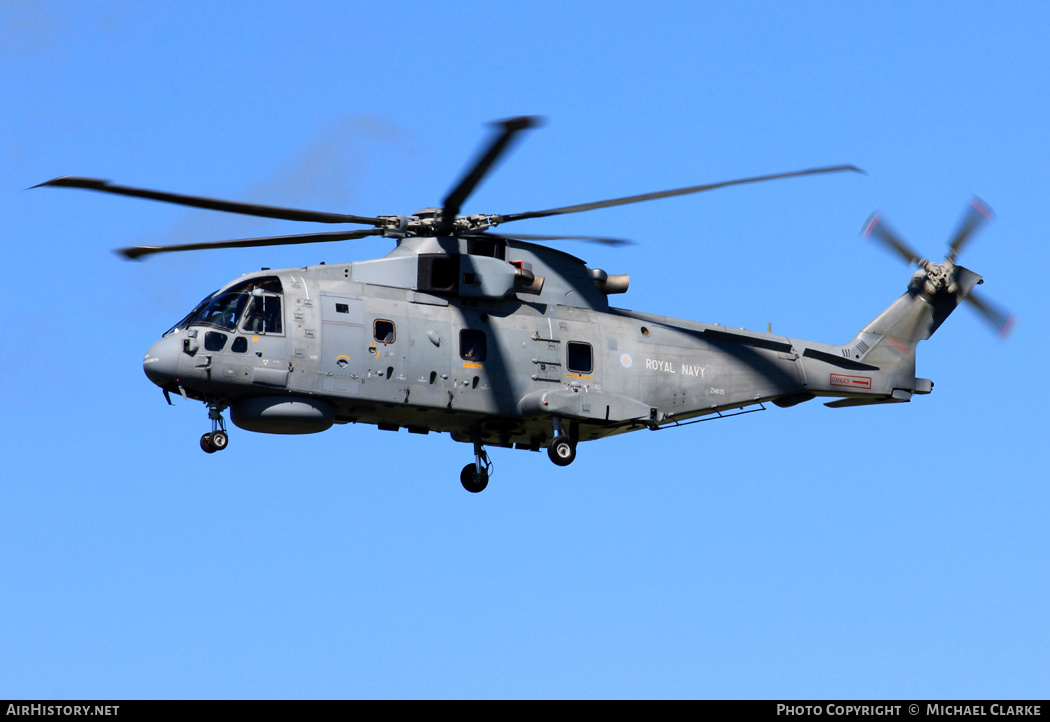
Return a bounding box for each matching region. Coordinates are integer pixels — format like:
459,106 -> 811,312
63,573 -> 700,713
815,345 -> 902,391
886,337 -> 913,355
830,374 -> 872,389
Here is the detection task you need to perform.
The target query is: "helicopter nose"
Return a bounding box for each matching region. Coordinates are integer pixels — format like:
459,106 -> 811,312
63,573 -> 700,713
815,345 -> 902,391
142,335 -> 181,388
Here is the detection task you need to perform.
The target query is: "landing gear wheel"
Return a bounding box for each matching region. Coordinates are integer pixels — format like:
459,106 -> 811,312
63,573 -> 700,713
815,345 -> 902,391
201,399 -> 230,454
200,431 -> 228,453
460,464 -> 489,493
548,435 -> 576,466
210,430 -> 228,451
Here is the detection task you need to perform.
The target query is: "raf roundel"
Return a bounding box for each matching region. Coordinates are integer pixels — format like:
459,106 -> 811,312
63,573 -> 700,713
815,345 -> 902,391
620,353 -> 633,368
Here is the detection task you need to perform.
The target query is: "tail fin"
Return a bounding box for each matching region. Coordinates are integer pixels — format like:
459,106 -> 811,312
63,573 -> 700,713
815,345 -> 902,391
821,265 -> 982,406
846,265 -> 981,357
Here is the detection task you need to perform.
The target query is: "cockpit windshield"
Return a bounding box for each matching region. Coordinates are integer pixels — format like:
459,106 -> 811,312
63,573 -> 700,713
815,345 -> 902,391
164,276 -> 283,336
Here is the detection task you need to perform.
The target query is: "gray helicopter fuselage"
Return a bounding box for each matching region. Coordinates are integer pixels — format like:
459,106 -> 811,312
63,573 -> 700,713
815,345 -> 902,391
43,117 -> 1001,490
143,235 -> 943,453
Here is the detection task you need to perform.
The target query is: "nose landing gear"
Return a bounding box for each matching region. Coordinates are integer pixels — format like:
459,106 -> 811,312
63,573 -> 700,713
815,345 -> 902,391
200,399 -> 230,453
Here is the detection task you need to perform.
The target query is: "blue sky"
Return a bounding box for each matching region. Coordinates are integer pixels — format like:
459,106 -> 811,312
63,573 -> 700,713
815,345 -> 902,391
2,1 -> 1047,699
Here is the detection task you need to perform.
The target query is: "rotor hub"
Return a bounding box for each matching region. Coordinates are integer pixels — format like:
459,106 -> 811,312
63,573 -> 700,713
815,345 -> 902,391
378,210 -> 499,238
922,259 -> 958,295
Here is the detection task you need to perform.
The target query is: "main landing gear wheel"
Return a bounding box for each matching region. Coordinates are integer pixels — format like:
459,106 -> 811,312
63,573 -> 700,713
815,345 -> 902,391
461,437 -> 493,493
460,464 -> 489,493
548,435 -> 576,466
200,430 -> 228,453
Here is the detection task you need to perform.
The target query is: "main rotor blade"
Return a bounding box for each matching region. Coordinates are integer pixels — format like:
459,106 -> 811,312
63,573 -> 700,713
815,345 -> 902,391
477,231 -> 633,246
496,164 -> 864,224
118,228 -> 385,260
861,212 -> 924,266
965,289 -> 1015,338
34,177 -> 384,226
440,116 -> 542,231
946,196 -> 993,262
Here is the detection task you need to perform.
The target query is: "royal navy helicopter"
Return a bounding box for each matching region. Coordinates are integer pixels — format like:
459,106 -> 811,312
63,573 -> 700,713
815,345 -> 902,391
35,117 -> 1013,492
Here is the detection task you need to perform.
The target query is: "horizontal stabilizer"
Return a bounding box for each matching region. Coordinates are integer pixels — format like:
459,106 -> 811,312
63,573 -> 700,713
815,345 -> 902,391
825,388 -> 914,408
824,396 -> 903,408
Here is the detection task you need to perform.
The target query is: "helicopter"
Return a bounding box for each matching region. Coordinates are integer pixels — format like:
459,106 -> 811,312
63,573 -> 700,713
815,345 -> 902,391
35,116 -> 1014,492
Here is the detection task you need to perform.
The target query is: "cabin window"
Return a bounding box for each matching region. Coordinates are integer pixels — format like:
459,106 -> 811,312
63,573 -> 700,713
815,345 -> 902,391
374,320 -> 395,344
567,342 -> 593,375
231,336 -> 248,353
204,331 -> 228,352
460,329 -> 487,362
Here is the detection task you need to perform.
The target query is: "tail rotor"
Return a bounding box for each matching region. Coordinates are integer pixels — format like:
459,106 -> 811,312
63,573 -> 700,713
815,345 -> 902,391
861,198 -> 1015,338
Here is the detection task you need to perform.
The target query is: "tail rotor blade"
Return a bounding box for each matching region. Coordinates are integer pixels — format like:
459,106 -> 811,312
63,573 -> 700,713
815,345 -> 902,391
946,196 -> 994,262
965,289 -> 1015,338
861,212 -> 924,266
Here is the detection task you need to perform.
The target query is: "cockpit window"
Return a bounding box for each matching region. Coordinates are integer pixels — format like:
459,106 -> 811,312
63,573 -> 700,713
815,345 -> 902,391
242,295 -> 283,335
193,289 -> 251,331
165,276 -> 283,335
